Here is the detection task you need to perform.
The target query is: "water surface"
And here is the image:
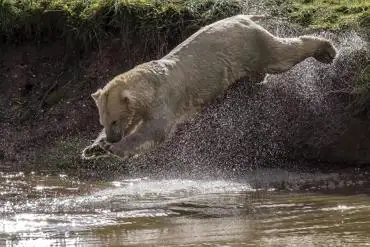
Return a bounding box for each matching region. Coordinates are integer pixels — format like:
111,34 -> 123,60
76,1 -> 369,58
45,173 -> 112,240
1,169 -> 370,246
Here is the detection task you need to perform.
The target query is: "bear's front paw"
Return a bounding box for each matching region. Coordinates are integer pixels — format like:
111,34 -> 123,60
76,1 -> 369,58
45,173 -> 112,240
101,142 -> 133,160
100,141 -> 124,157
81,143 -> 110,160
102,142 -> 114,153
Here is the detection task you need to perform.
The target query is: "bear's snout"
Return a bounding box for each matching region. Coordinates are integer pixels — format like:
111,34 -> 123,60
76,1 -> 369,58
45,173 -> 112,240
105,128 -> 123,143
106,134 -> 122,143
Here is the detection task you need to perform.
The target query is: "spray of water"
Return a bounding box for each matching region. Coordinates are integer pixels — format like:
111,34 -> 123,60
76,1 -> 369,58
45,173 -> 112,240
110,24 -> 369,179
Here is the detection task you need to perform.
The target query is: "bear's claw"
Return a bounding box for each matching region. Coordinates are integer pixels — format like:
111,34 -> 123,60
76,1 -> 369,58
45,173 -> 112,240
81,143 -> 111,160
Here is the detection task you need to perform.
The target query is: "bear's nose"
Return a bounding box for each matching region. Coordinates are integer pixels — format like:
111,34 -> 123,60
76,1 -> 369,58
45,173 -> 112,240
106,135 -> 122,143
105,126 -> 123,143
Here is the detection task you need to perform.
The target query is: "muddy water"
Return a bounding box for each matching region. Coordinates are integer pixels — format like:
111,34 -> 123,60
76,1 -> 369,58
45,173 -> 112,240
1,169 -> 370,247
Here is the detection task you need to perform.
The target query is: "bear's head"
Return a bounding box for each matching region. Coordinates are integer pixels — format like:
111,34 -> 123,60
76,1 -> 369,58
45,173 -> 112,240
91,72 -> 154,144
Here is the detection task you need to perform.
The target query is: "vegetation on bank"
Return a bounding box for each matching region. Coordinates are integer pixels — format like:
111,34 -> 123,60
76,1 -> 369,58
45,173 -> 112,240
0,0 -> 242,52
266,0 -> 369,30
0,0 -> 369,115
1,0 -> 368,48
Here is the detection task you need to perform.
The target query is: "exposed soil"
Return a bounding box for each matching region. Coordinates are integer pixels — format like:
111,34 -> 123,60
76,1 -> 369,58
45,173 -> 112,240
0,39 -> 161,173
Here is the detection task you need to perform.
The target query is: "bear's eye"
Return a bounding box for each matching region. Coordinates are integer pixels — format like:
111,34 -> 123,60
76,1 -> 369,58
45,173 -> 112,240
111,120 -> 117,125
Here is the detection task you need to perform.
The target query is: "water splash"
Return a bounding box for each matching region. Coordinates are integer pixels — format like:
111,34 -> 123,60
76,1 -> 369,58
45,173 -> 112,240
112,26 -> 368,179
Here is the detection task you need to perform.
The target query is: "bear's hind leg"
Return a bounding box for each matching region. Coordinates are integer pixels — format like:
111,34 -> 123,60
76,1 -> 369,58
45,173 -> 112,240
264,36 -> 337,74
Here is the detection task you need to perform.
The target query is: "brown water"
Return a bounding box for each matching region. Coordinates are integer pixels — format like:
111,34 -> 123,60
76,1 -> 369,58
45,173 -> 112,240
1,168 -> 370,247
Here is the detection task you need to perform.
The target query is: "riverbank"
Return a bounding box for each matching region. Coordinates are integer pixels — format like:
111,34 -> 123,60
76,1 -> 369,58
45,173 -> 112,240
0,0 -> 369,175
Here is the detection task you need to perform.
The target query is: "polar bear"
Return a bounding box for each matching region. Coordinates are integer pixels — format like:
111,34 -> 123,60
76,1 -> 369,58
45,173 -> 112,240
82,14 -> 337,160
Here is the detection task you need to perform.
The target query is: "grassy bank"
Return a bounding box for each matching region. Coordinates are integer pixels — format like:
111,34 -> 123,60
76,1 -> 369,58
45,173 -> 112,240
1,0 -> 369,48
266,0 -> 369,30
0,0 -> 242,53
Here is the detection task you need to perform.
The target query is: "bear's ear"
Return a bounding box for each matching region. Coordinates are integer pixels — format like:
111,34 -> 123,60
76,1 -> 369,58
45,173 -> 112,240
120,90 -> 133,105
91,89 -> 102,102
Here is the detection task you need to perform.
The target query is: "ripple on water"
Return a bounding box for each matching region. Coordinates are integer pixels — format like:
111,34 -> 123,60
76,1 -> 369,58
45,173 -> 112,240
0,177 -> 253,234
1,171 -> 370,246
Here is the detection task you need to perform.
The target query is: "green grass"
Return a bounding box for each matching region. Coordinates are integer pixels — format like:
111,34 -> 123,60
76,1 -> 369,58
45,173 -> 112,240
266,0 -> 369,30
1,0 -> 368,49
0,0 -> 242,52
291,0 -> 369,29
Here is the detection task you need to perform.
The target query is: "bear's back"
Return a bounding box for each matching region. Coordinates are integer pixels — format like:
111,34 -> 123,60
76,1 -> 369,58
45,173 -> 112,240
163,15 -> 263,60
